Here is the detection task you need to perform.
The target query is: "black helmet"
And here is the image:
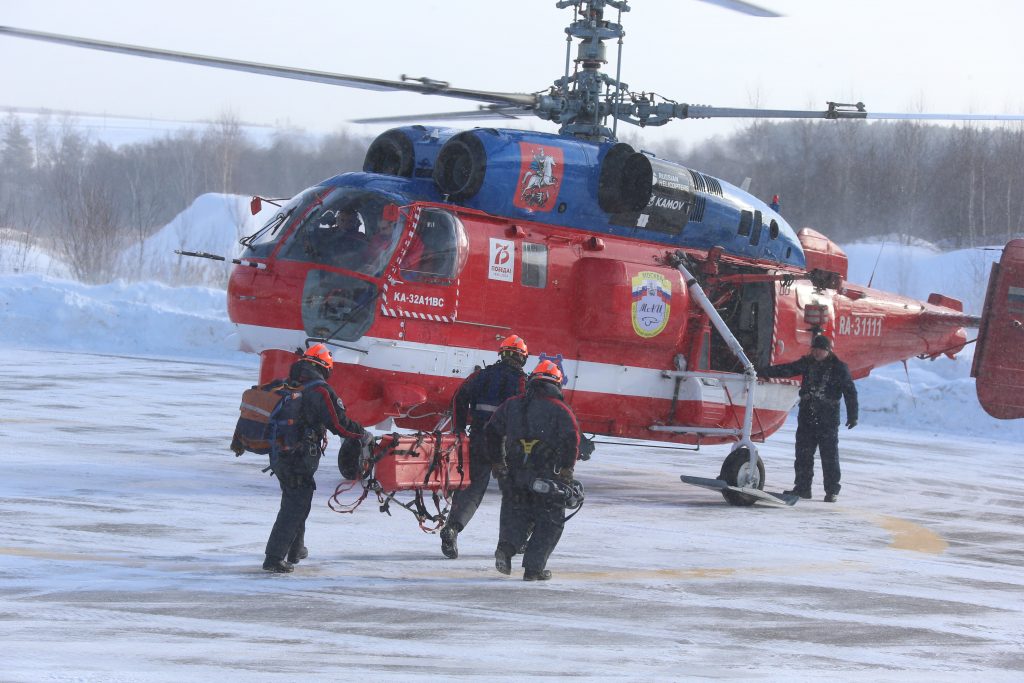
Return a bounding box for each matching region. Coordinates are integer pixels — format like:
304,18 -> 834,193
811,335 -> 832,351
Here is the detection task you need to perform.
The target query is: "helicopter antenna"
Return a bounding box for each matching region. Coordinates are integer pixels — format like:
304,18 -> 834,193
867,239 -> 886,288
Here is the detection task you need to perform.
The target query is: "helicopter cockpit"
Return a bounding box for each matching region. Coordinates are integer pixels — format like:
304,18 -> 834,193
238,184 -> 469,343
264,187 -> 398,277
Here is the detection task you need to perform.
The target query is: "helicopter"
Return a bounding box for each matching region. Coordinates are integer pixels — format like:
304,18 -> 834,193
3,0 -> 1023,507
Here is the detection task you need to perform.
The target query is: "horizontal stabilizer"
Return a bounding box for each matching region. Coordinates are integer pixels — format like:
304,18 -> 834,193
973,239 -> 1024,419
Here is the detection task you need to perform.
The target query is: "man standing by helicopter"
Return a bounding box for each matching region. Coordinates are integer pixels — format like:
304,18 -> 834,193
485,360 -> 581,581
759,335 -> 858,503
439,335 -> 529,559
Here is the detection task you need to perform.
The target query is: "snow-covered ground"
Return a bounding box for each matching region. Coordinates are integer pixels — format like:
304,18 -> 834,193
1,197 -> 1023,679
2,349 -> 1022,681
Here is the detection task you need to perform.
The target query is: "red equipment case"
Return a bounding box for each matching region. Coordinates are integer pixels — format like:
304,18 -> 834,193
372,432 -> 471,493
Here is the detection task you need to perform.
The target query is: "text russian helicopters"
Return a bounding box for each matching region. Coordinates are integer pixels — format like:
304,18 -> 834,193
4,0 -> 1022,506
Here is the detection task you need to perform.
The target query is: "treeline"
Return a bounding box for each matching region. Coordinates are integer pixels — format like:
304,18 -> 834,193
2,113 -> 1023,283
671,119 -> 1024,247
0,114 -> 369,282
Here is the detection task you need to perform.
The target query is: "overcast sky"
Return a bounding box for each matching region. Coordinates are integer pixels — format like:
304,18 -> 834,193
2,0 -> 1023,149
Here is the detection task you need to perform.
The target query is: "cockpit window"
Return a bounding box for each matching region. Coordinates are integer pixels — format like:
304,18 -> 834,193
302,271 -> 377,343
278,188 -> 405,277
397,209 -> 468,284
240,188 -> 319,258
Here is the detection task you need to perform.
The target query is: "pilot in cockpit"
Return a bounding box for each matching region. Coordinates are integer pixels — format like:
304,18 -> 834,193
319,205 -> 368,268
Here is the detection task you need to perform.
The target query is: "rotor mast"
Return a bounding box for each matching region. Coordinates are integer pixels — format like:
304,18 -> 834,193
541,0 -> 630,141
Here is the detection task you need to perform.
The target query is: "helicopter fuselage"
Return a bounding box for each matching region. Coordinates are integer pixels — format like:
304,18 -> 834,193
227,127 -> 974,444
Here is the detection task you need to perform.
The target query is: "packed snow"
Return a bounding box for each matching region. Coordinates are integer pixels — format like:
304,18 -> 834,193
1,195 -> 1023,680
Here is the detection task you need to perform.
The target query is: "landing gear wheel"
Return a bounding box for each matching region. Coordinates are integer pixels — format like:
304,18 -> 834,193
718,446 -> 765,507
338,437 -> 361,480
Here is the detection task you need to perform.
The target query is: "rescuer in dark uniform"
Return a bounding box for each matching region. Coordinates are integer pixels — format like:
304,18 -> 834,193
485,360 -> 581,581
439,335 -> 529,559
760,335 -> 858,503
259,344 -> 370,572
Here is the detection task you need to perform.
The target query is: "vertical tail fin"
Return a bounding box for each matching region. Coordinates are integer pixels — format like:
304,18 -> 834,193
972,239 -> 1024,419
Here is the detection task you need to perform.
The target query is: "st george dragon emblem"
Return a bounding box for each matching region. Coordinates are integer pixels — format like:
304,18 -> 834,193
514,144 -> 563,211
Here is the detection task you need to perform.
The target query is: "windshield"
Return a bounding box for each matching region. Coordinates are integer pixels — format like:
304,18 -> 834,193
278,187 -> 405,277
239,189 -> 318,258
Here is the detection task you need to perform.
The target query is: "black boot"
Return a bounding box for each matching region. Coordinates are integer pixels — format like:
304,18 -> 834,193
784,488 -> 811,499
494,546 -> 512,575
824,492 -> 838,503
523,569 -> 552,581
440,525 -> 459,559
287,546 -> 308,564
262,556 -> 294,573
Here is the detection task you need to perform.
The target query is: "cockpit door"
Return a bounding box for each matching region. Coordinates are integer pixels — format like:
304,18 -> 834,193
380,206 -> 468,323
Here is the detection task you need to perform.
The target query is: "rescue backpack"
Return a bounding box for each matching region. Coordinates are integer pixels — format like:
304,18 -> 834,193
233,379 -> 326,456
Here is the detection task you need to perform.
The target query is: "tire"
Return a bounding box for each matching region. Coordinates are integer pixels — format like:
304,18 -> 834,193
337,437 -> 361,480
718,446 -> 765,507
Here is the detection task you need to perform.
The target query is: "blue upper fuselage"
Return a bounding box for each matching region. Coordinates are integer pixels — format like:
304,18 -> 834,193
323,126 -> 806,269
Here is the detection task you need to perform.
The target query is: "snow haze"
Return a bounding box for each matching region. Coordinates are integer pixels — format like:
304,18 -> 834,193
3,0 -> 1024,149
2,195 -> 1023,679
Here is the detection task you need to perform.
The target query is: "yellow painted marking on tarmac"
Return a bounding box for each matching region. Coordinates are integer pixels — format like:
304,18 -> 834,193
873,515 -> 948,554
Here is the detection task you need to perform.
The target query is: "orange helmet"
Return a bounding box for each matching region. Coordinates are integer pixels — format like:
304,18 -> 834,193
499,334 -> 528,360
530,359 -> 563,385
304,343 -> 334,372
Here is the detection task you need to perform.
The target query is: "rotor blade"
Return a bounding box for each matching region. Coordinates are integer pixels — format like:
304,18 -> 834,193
693,0 -> 782,18
680,105 -> 867,120
352,106 -> 532,124
865,112 -> 1024,121
677,104 -> 1024,122
0,25 -> 537,109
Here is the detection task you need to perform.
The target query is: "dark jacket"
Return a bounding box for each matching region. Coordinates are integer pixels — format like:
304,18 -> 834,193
284,360 -> 366,450
452,358 -> 527,434
761,354 -> 858,423
484,381 -> 580,481
274,361 -> 365,478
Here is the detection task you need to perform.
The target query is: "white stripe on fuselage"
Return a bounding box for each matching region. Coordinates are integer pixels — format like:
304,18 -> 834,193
234,324 -> 800,411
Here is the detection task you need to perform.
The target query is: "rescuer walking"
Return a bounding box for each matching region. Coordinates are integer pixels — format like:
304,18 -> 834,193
439,335 -> 529,559
760,334 -> 858,502
234,344 -> 370,573
485,360 -> 582,581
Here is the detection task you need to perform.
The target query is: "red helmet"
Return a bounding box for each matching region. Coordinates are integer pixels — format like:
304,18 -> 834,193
499,334 -> 528,359
304,343 -> 334,372
529,359 -> 563,385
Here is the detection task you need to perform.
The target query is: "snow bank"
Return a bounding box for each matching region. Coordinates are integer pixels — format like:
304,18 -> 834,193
844,240 -> 1000,314
0,273 -> 246,361
121,193 -> 277,285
